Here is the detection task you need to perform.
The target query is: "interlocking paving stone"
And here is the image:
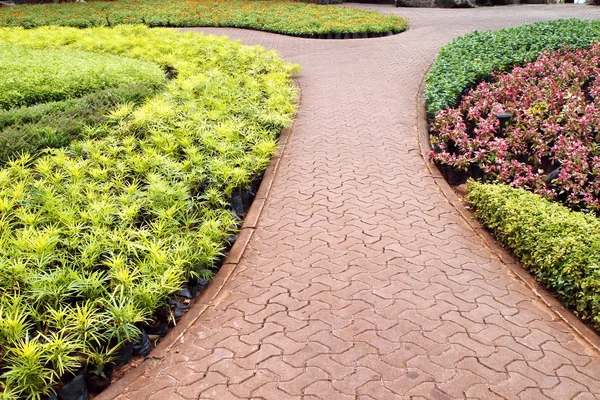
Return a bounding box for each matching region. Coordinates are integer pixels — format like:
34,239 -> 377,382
106,5 -> 600,399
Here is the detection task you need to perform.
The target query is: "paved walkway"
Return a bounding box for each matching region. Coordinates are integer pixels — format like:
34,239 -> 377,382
105,5 -> 600,399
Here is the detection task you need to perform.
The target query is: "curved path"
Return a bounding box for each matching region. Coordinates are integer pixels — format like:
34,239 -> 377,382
103,5 -> 600,399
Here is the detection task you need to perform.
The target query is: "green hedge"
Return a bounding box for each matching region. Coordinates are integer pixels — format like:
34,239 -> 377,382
0,44 -> 166,109
467,181 -> 600,331
425,19 -> 600,115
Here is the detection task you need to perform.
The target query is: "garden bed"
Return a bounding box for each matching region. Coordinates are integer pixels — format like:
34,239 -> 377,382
425,20 -> 600,333
0,25 -> 298,399
0,0 -> 408,37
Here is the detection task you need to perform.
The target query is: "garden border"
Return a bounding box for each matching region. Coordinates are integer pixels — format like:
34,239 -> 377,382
416,68 -> 600,355
94,89 -> 302,400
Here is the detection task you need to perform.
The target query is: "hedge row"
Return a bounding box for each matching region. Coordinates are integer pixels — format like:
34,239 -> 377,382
0,44 -> 165,110
467,181 -> 600,331
424,19 -> 600,116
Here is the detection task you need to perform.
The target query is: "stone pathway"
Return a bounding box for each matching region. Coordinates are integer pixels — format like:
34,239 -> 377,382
102,5 -> 600,399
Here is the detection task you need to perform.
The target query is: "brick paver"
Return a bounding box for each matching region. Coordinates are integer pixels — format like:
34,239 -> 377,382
104,5 -> 600,399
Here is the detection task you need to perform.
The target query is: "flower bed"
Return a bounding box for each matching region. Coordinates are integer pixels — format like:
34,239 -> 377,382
426,20 -> 600,334
429,43 -> 600,213
0,0 -> 408,36
424,19 -> 600,116
0,25 -> 298,399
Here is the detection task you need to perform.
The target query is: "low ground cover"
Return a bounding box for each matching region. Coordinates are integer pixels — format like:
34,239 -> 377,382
425,19 -> 600,116
468,182 -> 600,331
0,25 -> 298,399
0,45 -> 165,109
0,83 -> 159,164
0,0 -> 408,36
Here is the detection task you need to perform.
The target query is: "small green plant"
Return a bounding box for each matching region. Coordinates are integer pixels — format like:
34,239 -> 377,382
103,288 -> 148,344
2,337 -> 56,400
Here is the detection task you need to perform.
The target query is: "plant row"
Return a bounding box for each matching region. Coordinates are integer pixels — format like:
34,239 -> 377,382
0,44 -> 166,165
467,182 -> 600,331
424,19 -> 600,116
0,44 -> 165,110
0,0 -> 408,35
0,83 -> 159,165
0,25 -> 298,399
429,43 -> 600,213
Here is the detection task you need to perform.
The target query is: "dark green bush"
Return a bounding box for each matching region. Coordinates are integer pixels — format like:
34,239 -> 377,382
425,19 -> 600,115
467,181 -> 600,331
0,83 -> 158,163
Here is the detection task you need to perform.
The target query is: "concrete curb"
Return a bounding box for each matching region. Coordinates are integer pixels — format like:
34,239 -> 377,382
95,88 -> 301,400
415,70 -> 600,356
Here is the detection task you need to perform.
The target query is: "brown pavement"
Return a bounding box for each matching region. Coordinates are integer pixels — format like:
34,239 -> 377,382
104,5 -> 600,399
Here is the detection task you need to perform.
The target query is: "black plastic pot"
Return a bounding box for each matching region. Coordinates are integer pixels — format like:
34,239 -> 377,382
143,320 -> 168,337
52,368 -> 89,400
85,364 -> 114,394
113,342 -> 134,369
438,164 -> 468,186
133,332 -> 152,357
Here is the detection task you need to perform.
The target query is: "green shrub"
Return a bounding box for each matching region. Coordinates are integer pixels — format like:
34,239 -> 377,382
0,25 -> 298,398
0,44 -> 166,109
467,181 -> 600,331
425,19 -> 600,115
0,83 -> 159,163
0,0 -> 408,35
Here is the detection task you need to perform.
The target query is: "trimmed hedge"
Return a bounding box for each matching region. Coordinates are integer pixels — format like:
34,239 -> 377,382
0,0 -> 408,36
0,44 -> 165,110
425,19 -> 600,116
467,181 -> 600,331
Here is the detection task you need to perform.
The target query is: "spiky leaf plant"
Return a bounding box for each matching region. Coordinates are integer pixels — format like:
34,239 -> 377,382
0,24 -> 298,397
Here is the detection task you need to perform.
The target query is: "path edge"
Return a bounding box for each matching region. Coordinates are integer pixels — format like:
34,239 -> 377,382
415,71 -> 600,355
95,88 -> 301,400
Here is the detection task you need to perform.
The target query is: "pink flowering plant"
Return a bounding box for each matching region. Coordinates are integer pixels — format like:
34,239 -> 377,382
429,43 -> 600,213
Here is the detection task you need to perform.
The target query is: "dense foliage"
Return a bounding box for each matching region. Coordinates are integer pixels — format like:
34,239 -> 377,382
0,44 -> 165,164
0,44 -> 165,109
424,19 -> 600,116
0,0 -> 408,35
0,83 -> 159,164
467,182 -> 600,332
0,25 -> 298,399
430,43 -> 600,213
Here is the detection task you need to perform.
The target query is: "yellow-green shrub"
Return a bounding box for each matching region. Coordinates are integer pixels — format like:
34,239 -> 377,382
467,181 -> 600,331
